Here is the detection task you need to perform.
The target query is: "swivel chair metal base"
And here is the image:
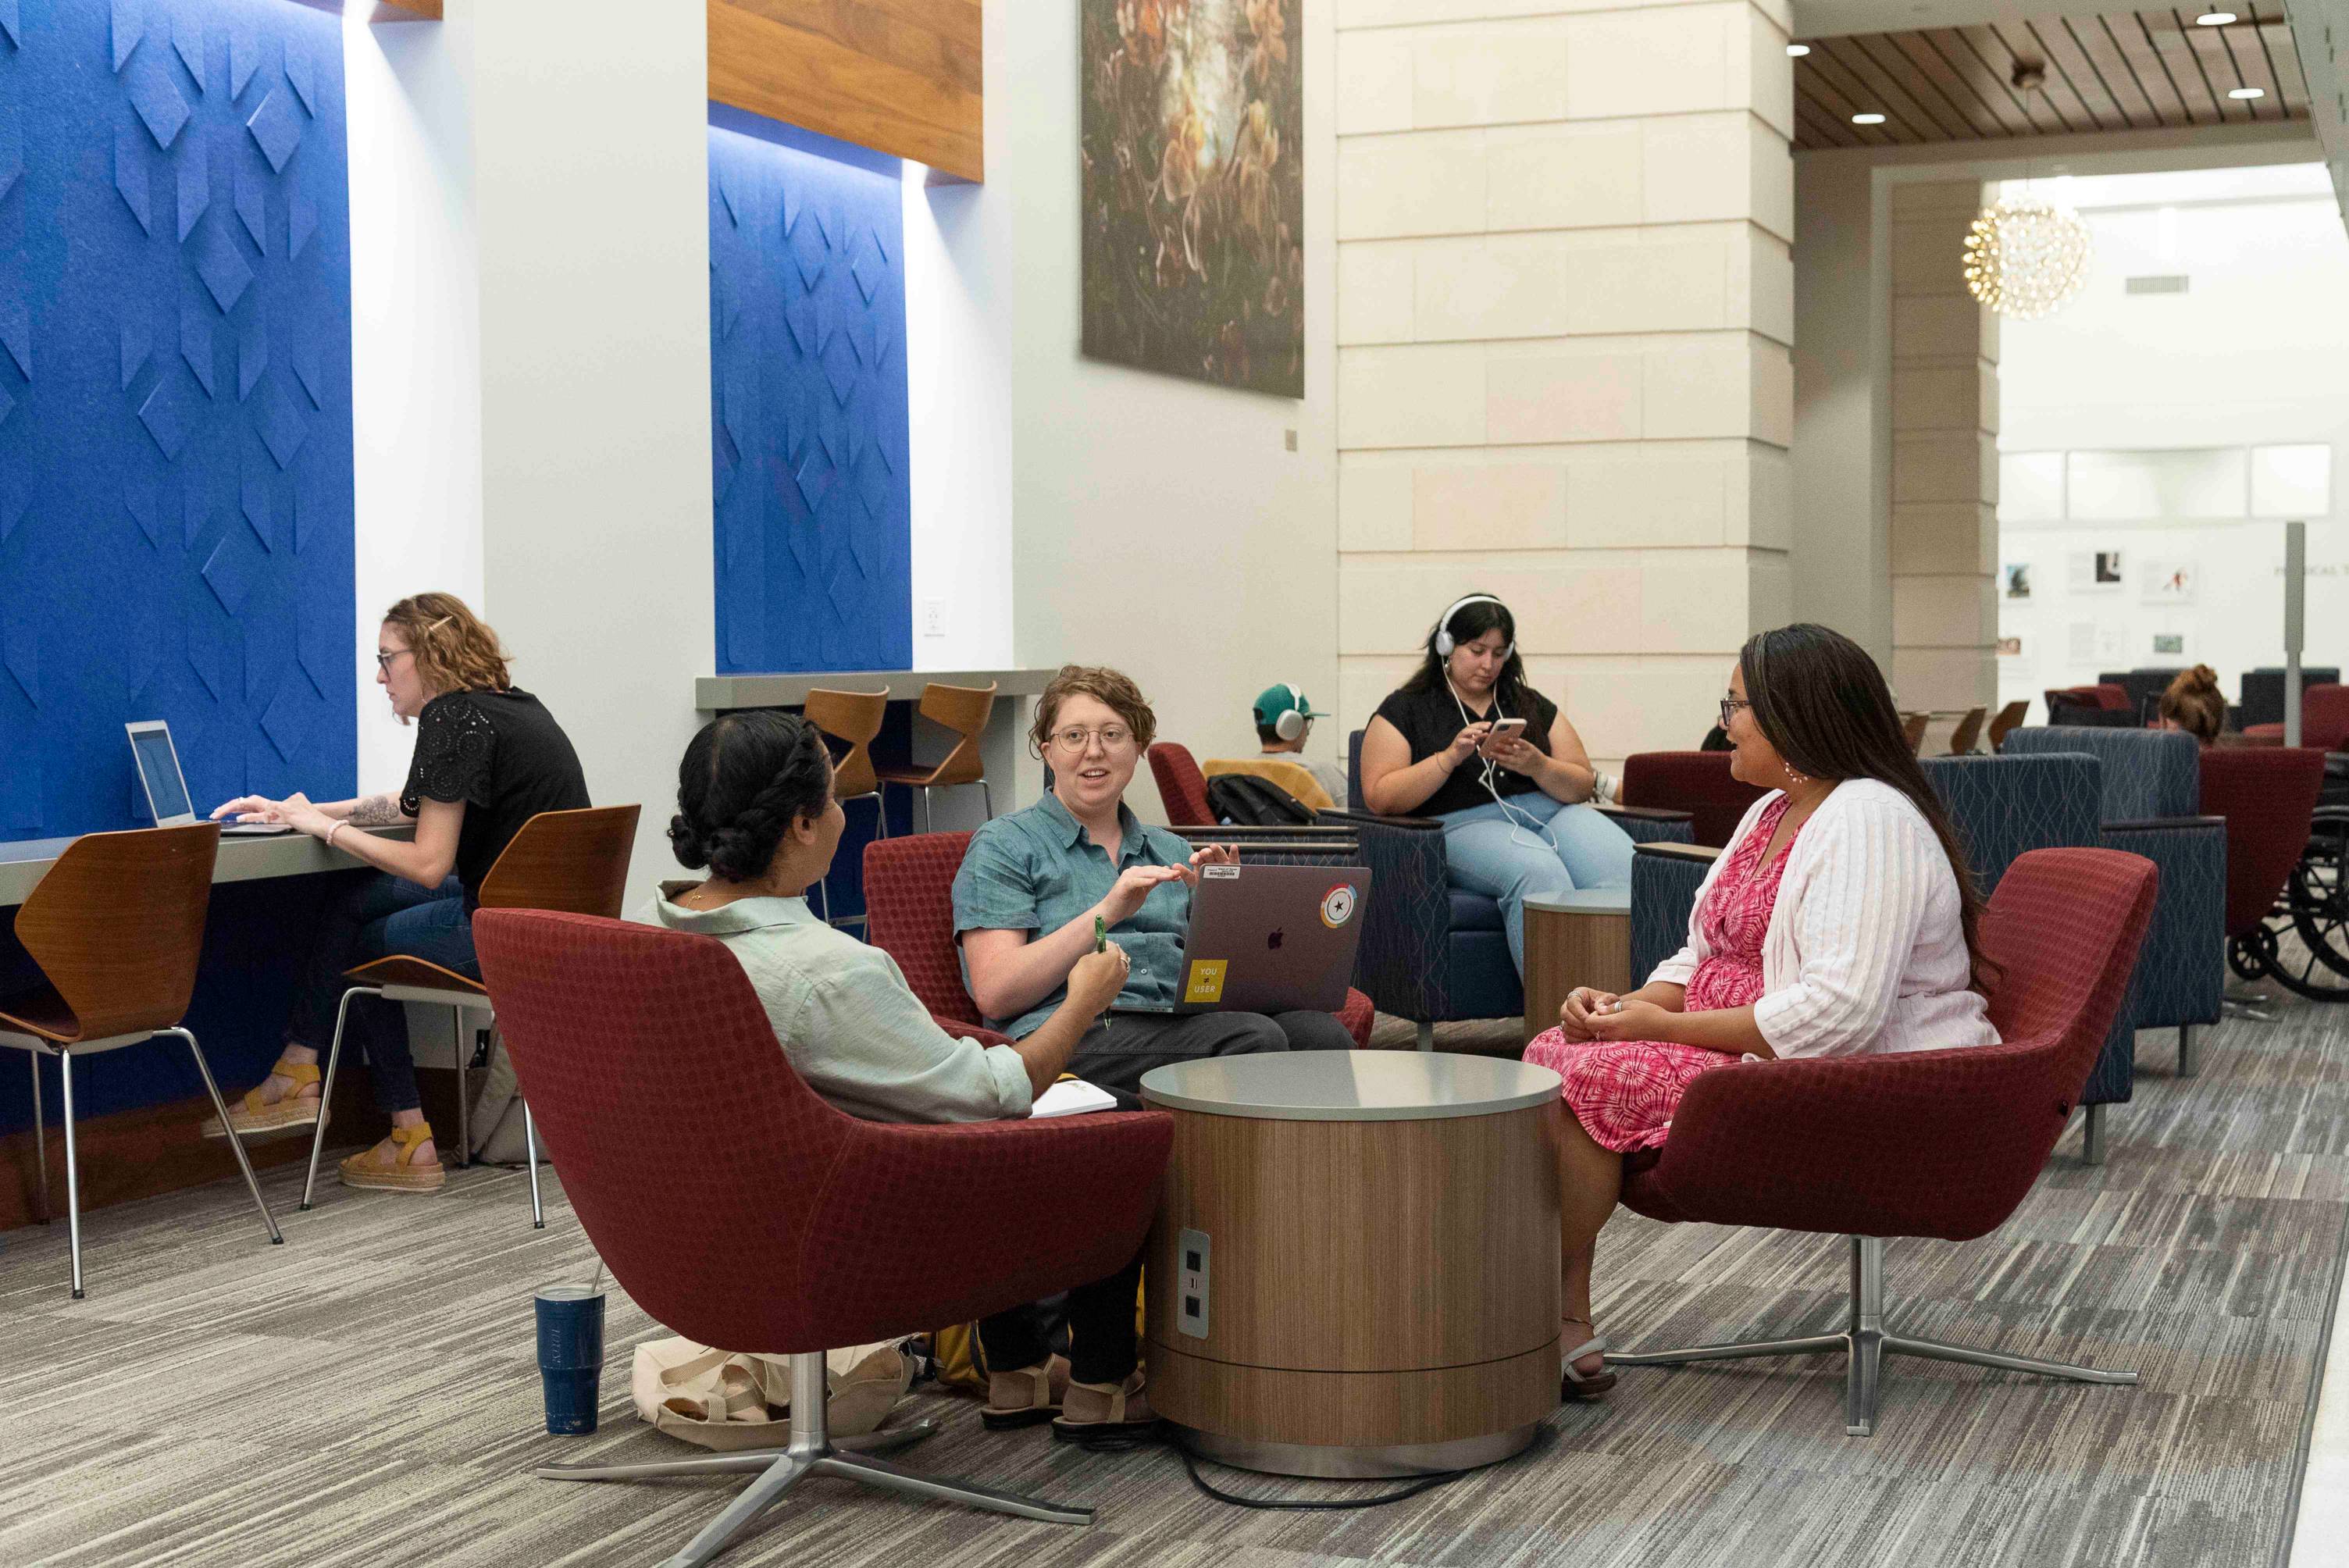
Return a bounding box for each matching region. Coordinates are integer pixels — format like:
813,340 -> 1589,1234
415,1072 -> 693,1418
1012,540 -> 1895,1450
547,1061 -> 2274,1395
1604,1236 -> 2137,1437
535,1352 -> 1094,1568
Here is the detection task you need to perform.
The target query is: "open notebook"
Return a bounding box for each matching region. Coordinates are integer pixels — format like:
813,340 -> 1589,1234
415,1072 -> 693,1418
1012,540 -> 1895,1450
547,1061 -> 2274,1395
1030,1078 -> 1119,1119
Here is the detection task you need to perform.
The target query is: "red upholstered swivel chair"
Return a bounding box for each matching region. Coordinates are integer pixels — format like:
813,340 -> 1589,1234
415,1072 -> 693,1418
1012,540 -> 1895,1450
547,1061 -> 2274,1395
1618,751 -> 1769,848
2242,683 -> 2349,750
864,832 -> 1377,1047
473,910 -> 1174,1566
1146,741 -> 1217,828
2200,746 -> 2329,1020
1606,846 -> 2158,1436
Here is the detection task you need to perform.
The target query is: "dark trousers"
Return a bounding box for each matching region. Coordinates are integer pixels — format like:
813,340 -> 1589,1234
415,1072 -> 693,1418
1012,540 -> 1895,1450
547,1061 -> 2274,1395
1067,1007 -> 1356,1097
974,1008 -> 1356,1385
285,873 -> 476,1115
977,1245 -> 1146,1388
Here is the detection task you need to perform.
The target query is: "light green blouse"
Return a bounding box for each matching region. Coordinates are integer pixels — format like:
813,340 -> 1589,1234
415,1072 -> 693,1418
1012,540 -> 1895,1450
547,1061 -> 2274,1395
649,882 -> 1032,1123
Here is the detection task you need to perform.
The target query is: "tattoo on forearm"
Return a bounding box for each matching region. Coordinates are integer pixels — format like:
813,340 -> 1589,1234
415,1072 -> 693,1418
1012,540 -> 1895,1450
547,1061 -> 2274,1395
348,793 -> 405,827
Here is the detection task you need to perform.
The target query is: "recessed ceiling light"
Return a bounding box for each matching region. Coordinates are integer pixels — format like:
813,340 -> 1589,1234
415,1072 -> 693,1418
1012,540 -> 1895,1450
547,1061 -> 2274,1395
2196,11 -> 2239,23
2229,86 -> 2265,99
1852,112 -> 1887,124
1788,42 -> 1812,55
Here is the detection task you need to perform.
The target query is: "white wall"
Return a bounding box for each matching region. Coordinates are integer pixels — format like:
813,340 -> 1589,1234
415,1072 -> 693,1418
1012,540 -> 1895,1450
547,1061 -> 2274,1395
461,0 -> 714,886
342,12 -> 483,796
993,0 -> 1342,820
1996,166 -> 2349,711
904,173 -> 1016,672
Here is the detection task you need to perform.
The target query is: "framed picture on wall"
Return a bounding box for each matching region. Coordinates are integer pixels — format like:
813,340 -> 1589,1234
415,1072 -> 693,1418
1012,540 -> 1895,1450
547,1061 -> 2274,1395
2069,551 -> 2123,592
1078,0 -> 1304,397
2004,562 -> 2033,600
1997,636 -> 2023,657
2153,633 -> 2185,655
2142,559 -> 2195,604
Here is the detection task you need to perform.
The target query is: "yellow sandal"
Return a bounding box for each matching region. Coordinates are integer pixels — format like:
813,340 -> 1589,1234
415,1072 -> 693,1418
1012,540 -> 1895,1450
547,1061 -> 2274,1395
339,1122 -> 446,1193
201,1058 -> 324,1138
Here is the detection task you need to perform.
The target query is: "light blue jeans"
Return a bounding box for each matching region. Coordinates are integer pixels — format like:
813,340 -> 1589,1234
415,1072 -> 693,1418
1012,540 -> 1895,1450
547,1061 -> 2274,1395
1436,793 -> 1636,975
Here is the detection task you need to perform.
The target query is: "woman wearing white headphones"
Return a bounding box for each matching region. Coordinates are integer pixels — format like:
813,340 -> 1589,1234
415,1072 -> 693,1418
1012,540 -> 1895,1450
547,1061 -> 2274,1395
1358,593 -> 1634,975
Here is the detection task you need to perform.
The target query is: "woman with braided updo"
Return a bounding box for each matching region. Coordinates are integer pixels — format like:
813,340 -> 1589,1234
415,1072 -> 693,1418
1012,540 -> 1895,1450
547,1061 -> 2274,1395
654,710 -> 1128,1124
654,711 -> 1150,1441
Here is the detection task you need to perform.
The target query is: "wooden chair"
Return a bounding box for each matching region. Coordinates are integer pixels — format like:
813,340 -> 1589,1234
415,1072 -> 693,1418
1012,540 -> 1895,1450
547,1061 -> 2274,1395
299,806 -> 640,1228
1986,699 -> 2029,751
1901,713 -> 1930,754
875,682 -> 997,832
803,688 -> 889,926
1946,705 -> 1989,756
0,824 -> 280,1298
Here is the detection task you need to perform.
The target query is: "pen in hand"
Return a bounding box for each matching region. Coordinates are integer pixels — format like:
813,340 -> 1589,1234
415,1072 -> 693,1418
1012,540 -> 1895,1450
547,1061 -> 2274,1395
1096,915 -> 1112,1031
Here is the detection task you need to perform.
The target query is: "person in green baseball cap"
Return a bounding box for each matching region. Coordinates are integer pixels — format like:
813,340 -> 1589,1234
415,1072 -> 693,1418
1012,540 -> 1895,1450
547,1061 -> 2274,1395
1253,682 -> 1349,807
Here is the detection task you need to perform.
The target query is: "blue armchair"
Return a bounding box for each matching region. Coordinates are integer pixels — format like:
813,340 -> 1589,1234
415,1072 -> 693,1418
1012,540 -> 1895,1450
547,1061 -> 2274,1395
1626,754 -> 2151,1163
1998,728 -> 2225,1094
1342,730 -> 1691,1049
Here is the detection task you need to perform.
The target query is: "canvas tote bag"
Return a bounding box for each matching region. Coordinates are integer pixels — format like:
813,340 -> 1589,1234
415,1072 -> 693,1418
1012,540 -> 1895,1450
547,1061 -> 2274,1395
630,1338 -> 914,1451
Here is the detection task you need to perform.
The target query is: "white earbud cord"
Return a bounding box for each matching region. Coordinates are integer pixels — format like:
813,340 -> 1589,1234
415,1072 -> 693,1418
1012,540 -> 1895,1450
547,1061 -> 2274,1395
1446,677 -> 1559,853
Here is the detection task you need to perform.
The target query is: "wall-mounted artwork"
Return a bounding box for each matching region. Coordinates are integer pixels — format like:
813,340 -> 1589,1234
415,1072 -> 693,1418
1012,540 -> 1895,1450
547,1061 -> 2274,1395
2142,559 -> 2195,605
2069,550 -> 2123,591
1079,0 -> 1303,397
2153,633 -> 2185,655
2003,562 -> 2033,600
1997,636 -> 2023,657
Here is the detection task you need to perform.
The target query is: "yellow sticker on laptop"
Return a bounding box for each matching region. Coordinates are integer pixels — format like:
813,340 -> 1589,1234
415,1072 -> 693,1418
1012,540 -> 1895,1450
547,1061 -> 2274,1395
1184,960 -> 1228,1004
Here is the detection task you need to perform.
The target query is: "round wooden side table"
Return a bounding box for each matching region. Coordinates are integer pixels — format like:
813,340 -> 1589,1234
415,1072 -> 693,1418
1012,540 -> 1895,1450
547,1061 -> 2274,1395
1522,889 -> 1633,1043
1139,1052 -> 1562,1478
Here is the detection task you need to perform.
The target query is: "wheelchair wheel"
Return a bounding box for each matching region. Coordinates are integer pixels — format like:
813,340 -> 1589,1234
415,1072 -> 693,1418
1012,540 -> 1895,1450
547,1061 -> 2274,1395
2287,817 -> 2349,982
2244,921 -> 2349,1001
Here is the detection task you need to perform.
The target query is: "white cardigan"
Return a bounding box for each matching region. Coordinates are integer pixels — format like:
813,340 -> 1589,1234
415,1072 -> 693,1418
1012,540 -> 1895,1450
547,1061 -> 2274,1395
1650,778 -> 1999,1058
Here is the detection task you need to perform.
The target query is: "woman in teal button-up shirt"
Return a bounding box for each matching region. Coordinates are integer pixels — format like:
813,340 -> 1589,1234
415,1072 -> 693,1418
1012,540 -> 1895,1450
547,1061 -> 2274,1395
952,665 -> 1356,1098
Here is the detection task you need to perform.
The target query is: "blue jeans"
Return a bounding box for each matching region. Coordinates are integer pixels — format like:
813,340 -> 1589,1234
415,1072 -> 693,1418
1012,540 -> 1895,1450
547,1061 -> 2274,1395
285,874 -> 477,1115
1436,793 -> 1635,975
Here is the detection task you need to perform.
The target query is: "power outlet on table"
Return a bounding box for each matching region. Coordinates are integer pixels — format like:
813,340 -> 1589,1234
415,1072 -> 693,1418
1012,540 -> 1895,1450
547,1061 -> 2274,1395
1177,1227 -> 1210,1338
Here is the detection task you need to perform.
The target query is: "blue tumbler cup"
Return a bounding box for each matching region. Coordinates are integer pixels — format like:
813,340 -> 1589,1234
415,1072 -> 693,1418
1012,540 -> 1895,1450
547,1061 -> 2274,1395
536,1285 -> 606,1435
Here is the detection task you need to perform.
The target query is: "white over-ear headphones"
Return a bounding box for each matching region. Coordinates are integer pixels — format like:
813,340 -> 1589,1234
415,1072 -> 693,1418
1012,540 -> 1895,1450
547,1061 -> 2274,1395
1272,682 -> 1307,742
1432,594 -> 1513,660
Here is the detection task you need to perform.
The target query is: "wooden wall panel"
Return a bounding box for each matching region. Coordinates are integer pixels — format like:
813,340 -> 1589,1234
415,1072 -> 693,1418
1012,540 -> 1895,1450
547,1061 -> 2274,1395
708,0 -> 984,182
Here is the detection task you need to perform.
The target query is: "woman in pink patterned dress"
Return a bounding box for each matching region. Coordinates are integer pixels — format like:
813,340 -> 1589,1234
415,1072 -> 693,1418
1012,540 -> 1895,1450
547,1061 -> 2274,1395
1529,625 -> 2001,1399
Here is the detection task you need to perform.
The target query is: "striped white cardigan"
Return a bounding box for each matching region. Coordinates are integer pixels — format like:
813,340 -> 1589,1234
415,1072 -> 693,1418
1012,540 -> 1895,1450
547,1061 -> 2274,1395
1649,778 -> 2000,1058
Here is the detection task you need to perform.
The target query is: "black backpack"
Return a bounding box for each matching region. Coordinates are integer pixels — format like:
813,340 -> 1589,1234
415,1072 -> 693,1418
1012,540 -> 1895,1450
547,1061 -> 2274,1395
1206,773 -> 1316,828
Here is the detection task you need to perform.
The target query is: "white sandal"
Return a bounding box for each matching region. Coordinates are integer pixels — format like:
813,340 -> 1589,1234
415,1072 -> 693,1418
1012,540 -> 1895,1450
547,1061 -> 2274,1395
1562,1323 -> 1617,1399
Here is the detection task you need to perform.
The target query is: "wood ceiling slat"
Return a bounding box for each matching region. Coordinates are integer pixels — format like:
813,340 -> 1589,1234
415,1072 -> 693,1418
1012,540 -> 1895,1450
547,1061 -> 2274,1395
1952,26 -> 2074,134
2031,18 -> 2137,129
2001,20 -> 2109,130
2136,11 -> 2226,123
2174,8 -> 2265,120
1813,37 -> 1944,141
1916,27 -> 2044,136
2105,12 -> 2193,121
1841,34 -> 1979,139
1794,94 -> 1862,149
2066,16 -> 2163,126
1783,9 -> 2312,150
1873,31 -> 2012,139
2219,18 -> 2284,119
2260,18 -> 2310,113
1797,59 -> 1901,145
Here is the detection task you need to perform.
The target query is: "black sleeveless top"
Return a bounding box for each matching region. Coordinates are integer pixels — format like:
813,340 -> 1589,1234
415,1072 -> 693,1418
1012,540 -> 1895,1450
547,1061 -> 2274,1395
1372,682 -> 1559,818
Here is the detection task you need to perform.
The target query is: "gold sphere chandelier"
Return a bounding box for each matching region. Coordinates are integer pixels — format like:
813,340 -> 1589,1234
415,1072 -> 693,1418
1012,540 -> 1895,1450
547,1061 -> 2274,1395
1962,196 -> 2092,319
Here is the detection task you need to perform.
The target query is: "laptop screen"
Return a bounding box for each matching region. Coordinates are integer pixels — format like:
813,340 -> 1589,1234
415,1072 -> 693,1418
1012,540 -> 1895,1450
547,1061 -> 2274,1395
131,726 -> 193,823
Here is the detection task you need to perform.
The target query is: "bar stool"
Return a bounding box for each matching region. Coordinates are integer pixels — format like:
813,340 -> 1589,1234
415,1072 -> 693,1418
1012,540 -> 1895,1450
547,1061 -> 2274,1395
875,681 -> 997,833
299,805 -> 639,1227
803,687 -> 888,928
0,823 -> 281,1299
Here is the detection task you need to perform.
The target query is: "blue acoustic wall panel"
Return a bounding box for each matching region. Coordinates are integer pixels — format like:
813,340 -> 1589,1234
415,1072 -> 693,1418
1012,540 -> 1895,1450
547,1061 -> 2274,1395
708,109 -> 911,674
0,0 -> 355,844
